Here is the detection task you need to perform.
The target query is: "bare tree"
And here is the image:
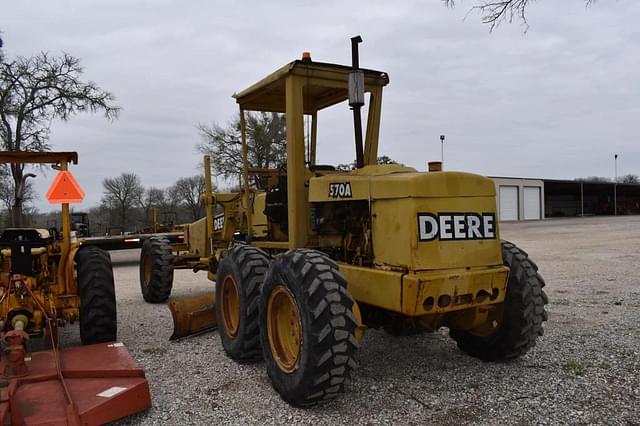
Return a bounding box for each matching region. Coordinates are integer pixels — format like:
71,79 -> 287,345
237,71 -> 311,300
444,0 -> 595,30
171,175 -> 208,221
575,176 -> 611,183
0,51 -> 119,225
0,164 -> 13,211
164,185 -> 182,214
337,155 -> 403,171
137,187 -> 165,224
0,164 -> 36,215
620,174 -> 639,184
197,112 -> 286,189
102,173 -> 143,229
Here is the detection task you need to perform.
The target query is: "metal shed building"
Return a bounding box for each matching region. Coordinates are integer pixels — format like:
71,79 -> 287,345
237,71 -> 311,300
490,177 -> 545,221
490,177 -> 640,221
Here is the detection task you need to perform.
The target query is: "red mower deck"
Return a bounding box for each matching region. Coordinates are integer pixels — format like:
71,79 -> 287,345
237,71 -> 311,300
0,342 -> 151,425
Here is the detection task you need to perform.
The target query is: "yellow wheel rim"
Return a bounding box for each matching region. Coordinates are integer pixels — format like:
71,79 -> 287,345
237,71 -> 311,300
267,286 -> 302,373
221,274 -> 240,338
468,304 -> 504,337
142,255 -> 152,286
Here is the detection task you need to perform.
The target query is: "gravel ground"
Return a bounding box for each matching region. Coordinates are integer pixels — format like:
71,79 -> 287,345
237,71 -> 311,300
61,216 -> 640,425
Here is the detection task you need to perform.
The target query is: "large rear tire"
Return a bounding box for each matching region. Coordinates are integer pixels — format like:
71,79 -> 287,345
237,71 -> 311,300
77,246 -> 117,345
259,249 -> 359,407
216,245 -> 270,361
450,241 -> 548,361
140,237 -> 173,303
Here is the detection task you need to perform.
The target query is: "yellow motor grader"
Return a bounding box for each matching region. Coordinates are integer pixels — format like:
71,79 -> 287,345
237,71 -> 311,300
140,37 -> 548,407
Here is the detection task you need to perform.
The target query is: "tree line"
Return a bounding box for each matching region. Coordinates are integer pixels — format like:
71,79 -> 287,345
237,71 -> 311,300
1,172 -> 209,234
575,175 -> 639,184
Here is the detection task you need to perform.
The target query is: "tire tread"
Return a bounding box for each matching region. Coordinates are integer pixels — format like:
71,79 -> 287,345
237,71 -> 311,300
450,240 -> 548,361
217,245 -> 270,361
139,237 -> 174,303
77,246 -> 117,345
260,249 -> 358,407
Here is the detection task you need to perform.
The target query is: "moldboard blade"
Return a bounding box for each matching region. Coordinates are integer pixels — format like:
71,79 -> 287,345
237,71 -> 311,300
169,293 -> 217,340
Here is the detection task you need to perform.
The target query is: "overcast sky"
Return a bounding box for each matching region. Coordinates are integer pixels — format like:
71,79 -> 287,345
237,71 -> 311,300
2,0 -> 639,212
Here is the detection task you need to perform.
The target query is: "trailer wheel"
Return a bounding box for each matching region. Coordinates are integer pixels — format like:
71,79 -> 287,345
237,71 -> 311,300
77,246 -> 117,345
259,249 -> 359,407
450,241 -> 548,361
216,245 -> 270,361
140,237 -> 173,303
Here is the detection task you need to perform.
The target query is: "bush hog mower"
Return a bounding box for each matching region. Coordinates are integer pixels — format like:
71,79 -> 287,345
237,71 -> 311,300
142,37 -> 548,407
0,151 -> 150,425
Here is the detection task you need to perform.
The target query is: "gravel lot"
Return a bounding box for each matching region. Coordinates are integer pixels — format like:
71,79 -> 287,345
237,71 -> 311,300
61,216 -> 640,425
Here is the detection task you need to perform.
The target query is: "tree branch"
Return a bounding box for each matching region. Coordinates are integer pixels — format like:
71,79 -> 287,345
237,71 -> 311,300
444,0 -> 595,30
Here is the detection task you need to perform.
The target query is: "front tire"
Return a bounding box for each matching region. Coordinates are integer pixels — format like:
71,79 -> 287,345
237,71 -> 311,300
140,237 -> 174,303
450,241 -> 548,361
259,249 -> 359,407
216,245 -> 270,361
77,246 -> 117,345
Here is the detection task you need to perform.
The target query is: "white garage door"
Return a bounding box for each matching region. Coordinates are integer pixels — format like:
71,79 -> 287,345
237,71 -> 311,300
523,186 -> 541,220
499,186 -> 519,221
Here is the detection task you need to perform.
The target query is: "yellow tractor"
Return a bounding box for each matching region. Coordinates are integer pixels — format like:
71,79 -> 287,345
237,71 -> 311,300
0,151 -> 151,424
0,152 -> 116,345
141,37 -> 548,407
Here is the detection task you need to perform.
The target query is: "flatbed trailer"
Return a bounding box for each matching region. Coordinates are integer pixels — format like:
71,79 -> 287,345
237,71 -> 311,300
81,231 -> 183,251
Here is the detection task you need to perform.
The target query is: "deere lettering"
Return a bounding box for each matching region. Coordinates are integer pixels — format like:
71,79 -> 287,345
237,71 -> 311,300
328,182 -> 352,199
213,214 -> 225,232
417,213 -> 496,241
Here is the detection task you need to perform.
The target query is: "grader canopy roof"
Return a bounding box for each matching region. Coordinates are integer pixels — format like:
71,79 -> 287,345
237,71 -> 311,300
233,59 -> 389,113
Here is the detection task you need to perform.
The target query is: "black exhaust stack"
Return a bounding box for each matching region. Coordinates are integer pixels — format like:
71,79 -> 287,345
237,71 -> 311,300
349,36 -> 365,169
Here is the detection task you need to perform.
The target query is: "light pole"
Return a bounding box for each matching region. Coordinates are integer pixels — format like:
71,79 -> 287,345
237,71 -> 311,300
440,134 -> 445,165
614,154 -> 618,216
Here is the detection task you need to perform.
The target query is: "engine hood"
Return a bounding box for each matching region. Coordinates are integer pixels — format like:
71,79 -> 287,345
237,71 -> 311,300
309,166 -> 496,202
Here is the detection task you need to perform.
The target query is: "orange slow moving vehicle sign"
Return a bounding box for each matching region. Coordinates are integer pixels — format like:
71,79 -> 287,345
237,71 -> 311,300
46,170 -> 85,204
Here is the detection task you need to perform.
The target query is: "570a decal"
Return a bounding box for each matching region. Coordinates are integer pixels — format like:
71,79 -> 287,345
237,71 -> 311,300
418,212 -> 496,241
328,182 -> 352,199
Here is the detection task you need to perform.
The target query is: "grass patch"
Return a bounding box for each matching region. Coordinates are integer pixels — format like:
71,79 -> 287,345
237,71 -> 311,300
562,360 -> 586,376
562,360 -> 611,376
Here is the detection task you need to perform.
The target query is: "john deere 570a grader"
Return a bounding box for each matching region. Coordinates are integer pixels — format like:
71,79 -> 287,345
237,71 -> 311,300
141,37 -> 548,407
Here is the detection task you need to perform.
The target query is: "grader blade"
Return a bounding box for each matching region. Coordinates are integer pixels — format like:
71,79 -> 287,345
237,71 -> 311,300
169,293 -> 217,340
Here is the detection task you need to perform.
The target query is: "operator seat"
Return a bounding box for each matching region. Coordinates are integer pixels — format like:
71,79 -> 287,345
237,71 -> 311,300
0,228 -> 51,275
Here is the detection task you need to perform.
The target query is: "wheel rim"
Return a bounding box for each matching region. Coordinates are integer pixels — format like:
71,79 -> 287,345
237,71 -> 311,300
221,274 -> 240,338
267,285 -> 302,373
468,304 -> 504,337
142,255 -> 152,286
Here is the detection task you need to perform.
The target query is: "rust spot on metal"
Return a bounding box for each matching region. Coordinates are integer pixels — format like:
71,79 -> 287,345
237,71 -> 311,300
374,263 -> 408,273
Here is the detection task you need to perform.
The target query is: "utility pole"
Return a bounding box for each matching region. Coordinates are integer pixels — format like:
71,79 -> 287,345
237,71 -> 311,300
614,153 -> 618,216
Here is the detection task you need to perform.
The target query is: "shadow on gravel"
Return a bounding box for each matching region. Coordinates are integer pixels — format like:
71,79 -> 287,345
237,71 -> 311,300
111,259 -> 140,267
